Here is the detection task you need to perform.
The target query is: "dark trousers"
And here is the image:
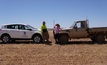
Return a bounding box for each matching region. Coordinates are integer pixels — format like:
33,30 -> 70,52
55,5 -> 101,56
42,32 -> 49,41
54,33 -> 60,41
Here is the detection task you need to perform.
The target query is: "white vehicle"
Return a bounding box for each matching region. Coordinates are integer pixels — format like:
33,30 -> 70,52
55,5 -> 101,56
0,24 -> 43,43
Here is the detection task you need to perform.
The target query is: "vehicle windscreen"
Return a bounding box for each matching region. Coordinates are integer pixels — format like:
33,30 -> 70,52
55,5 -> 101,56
27,25 -> 36,30
70,21 -> 76,28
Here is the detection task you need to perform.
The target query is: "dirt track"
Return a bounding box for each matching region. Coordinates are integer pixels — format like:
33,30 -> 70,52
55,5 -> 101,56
0,31 -> 107,65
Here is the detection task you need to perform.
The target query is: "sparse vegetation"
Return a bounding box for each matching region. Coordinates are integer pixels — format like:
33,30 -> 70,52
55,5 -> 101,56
0,30 -> 107,65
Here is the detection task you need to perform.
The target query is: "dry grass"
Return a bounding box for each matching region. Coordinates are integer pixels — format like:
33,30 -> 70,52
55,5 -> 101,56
0,31 -> 107,65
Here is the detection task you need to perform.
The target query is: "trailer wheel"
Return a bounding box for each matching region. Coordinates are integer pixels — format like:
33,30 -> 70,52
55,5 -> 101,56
59,34 -> 68,44
95,35 -> 105,43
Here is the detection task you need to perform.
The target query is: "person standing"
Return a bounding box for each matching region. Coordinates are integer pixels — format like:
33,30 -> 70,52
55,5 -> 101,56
41,21 -> 49,42
53,24 -> 61,43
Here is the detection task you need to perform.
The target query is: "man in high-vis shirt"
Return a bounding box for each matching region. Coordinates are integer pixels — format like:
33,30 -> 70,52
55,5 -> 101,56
41,21 -> 49,42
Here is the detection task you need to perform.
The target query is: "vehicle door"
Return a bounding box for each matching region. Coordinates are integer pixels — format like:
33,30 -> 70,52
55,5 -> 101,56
18,25 -> 34,39
71,22 -> 88,38
6,25 -> 20,38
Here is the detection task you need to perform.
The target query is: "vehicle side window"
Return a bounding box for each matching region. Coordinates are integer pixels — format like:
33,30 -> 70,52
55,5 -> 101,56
24,25 -> 31,30
81,22 -> 85,28
14,25 -> 18,29
18,25 -> 25,30
76,22 -> 81,28
6,25 -> 15,29
18,25 -> 31,30
75,22 -> 86,29
6,25 -> 18,29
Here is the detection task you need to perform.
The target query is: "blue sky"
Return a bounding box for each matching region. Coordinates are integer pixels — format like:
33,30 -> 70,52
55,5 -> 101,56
0,0 -> 107,28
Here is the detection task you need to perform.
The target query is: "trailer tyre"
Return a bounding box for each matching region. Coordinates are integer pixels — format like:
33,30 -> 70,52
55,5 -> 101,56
95,35 -> 105,43
59,34 -> 68,44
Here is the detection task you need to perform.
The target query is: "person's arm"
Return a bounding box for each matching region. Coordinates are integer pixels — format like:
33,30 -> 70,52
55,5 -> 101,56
45,25 -> 47,30
59,28 -> 62,32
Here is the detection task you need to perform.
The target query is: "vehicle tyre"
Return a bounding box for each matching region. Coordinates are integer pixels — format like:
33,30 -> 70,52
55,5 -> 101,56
33,35 -> 42,43
59,34 -> 68,44
90,37 -> 96,42
1,35 -> 10,43
95,35 -> 105,43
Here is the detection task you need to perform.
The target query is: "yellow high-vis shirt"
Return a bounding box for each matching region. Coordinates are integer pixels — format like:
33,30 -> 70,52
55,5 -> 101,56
41,25 -> 47,32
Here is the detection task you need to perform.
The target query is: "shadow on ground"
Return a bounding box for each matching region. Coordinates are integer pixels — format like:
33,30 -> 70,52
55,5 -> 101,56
57,41 -> 107,45
0,40 -> 107,45
0,40 -> 52,45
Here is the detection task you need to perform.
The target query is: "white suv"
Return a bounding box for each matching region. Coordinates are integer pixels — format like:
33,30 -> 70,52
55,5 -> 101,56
0,24 -> 42,43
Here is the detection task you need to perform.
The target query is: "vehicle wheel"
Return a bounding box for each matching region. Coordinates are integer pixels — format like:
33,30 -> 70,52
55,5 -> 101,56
59,34 -> 68,44
90,37 -> 96,42
33,35 -> 42,43
1,35 -> 10,43
95,35 -> 105,43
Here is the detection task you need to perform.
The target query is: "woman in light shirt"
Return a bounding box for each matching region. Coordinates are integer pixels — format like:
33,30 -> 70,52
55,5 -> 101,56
54,24 -> 61,43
